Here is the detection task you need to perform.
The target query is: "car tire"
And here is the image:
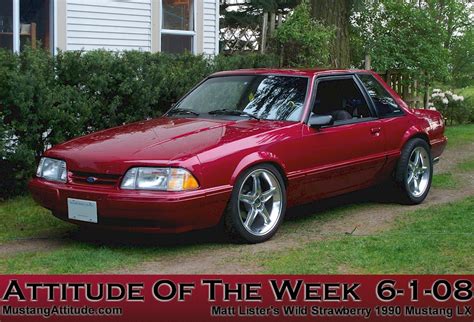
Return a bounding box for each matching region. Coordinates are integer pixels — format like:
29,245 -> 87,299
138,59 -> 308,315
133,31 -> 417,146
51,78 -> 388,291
223,164 -> 286,243
394,138 -> 433,204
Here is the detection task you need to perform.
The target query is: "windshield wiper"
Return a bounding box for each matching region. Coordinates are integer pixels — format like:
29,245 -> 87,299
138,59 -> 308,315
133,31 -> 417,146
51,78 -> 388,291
208,109 -> 260,121
167,108 -> 200,117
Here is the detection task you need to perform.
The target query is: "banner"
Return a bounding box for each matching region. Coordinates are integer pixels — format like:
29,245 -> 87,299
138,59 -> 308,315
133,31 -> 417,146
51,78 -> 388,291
0,275 -> 472,321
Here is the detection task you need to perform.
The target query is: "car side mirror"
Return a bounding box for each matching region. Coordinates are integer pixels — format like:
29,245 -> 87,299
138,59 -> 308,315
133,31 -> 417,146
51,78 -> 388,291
308,115 -> 334,129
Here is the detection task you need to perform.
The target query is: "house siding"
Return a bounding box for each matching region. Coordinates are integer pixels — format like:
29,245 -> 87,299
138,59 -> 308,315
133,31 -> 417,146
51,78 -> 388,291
66,0 -> 152,51
202,0 -> 219,55
59,0 -> 218,54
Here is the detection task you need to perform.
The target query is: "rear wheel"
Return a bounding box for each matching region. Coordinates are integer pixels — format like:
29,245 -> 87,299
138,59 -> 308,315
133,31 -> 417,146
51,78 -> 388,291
395,138 -> 433,204
224,164 -> 286,243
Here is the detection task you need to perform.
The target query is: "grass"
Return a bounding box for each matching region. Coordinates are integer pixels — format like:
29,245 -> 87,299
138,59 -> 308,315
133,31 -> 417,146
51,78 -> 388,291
0,197 -> 374,274
445,124 -> 474,147
0,242 -> 202,274
0,244 -> 154,274
456,85 -> 474,100
432,173 -> 459,189
283,202 -> 376,234
260,197 -> 474,274
0,196 -> 72,243
0,197 -> 223,274
457,159 -> 474,172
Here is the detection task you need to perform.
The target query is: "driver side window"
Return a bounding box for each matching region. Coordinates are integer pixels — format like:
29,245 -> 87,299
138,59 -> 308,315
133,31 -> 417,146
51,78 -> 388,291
312,77 -> 374,125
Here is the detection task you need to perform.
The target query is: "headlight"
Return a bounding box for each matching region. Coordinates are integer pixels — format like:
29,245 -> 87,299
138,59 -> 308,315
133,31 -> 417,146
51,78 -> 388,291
36,157 -> 67,183
121,167 -> 199,191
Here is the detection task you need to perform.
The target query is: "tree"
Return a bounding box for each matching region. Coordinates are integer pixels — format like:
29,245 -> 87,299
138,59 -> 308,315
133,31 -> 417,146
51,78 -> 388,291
221,0 -> 300,14
425,0 -> 471,50
352,0 -> 449,83
450,28 -> 474,87
273,1 -> 334,67
424,0 -> 473,86
310,0 -> 354,68
220,0 -> 300,29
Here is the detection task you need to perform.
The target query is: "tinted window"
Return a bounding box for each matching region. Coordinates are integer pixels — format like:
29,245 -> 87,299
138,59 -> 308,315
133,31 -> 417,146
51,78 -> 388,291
175,75 -> 308,121
358,74 -> 404,117
161,34 -> 193,54
312,78 -> 373,124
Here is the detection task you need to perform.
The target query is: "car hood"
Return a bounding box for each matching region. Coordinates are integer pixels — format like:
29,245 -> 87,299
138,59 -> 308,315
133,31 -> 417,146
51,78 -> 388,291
45,117 -> 287,174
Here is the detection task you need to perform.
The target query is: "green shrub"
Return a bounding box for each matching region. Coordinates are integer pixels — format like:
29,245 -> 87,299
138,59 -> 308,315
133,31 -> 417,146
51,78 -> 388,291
457,86 -> 474,124
0,48 -> 277,198
430,88 -> 474,125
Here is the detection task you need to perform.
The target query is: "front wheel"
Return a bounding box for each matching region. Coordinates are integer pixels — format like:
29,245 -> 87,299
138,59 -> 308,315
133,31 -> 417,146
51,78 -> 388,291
223,164 -> 286,243
395,138 -> 433,204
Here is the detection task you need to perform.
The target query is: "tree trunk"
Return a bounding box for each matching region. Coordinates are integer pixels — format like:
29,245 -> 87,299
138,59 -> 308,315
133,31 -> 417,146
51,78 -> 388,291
364,53 -> 371,70
310,0 -> 351,68
261,12 -> 268,53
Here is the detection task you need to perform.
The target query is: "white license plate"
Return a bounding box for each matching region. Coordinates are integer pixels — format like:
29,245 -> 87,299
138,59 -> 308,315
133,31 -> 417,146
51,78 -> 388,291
68,198 -> 98,223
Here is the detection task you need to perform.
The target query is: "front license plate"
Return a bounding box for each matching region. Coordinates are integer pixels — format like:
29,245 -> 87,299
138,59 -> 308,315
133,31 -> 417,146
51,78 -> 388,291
67,198 -> 98,223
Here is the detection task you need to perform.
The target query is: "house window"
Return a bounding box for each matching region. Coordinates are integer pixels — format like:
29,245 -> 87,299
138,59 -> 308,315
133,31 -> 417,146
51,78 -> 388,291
161,0 -> 195,54
0,0 -> 53,53
0,0 -> 14,51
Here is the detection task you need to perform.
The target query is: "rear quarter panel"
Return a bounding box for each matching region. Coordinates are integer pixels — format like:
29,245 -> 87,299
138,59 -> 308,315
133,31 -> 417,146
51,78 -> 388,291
369,72 -> 447,177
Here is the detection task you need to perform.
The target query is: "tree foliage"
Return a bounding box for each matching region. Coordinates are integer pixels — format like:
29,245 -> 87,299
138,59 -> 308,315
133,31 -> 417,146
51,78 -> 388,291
220,0 -> 299,28
272,1 -> 334,67
352,0 -> 472,86
424,0 -> 471,50
450,28 -> 474,87
352,0 -> 448,82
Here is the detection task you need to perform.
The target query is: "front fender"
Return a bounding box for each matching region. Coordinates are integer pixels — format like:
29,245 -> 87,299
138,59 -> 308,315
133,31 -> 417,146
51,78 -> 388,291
230,151 -> 288,185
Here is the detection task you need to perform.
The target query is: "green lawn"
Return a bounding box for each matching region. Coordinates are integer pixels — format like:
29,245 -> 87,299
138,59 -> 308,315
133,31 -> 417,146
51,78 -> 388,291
458,159 -> 474,172
432,172 -> 458,189
0,241 -> 207,274
0,244 -> 155,274
0,196 -> 72,243
456,86 -> 474,102
260,197 -> 474,274
445,124 -> 474,147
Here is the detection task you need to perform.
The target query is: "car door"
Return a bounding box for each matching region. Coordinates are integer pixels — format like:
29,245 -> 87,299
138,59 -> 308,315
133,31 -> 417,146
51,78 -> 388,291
298,75 -> 387,200
356,72 -> 409,169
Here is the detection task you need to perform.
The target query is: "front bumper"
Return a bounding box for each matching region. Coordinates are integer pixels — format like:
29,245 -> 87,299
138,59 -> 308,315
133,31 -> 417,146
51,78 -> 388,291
29,178 -> 232,233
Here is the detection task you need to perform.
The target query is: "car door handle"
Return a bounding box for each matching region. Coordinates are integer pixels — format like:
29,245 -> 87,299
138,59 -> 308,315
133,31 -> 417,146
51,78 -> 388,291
370,127 -> 381,135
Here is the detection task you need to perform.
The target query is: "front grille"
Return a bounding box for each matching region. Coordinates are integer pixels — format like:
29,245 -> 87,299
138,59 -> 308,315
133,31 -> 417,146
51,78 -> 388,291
70,171 -> 121,186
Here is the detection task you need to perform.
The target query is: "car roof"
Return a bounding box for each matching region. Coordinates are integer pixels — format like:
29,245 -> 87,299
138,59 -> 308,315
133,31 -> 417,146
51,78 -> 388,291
210,68 -> 371,78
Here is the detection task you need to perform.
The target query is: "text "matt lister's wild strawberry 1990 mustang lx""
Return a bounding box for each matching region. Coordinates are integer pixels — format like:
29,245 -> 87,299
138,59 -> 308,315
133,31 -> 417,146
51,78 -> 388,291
29,69 -> 447,243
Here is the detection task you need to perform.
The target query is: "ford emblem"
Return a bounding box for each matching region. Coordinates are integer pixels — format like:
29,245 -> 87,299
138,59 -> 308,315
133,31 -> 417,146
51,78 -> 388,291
86,177 -> 98,184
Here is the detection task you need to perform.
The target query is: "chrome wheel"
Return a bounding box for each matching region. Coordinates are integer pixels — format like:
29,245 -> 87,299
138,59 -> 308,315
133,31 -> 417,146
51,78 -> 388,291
238,169 -> 283,236
406,147 -> 431,197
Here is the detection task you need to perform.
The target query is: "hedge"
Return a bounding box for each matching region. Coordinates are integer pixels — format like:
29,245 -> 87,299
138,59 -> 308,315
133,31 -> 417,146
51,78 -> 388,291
0,48 -> 278,198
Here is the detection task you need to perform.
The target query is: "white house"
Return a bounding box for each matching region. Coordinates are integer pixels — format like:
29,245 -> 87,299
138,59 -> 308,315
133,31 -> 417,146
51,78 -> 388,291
0,0 -> 219,55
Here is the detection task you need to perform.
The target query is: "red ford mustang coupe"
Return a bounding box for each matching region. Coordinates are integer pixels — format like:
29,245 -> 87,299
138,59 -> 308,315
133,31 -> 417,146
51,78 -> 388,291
29,69 -> 447,243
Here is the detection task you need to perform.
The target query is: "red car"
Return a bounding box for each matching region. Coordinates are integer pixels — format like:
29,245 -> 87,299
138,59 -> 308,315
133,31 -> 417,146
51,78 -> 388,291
29,69 -> 447,243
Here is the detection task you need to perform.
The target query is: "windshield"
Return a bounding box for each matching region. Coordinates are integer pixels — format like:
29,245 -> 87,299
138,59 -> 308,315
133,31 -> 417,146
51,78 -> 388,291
171,75 -> 309,121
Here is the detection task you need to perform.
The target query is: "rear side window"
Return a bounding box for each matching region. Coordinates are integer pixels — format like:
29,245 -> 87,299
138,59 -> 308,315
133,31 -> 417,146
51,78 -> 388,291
357,74 -> 404,117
